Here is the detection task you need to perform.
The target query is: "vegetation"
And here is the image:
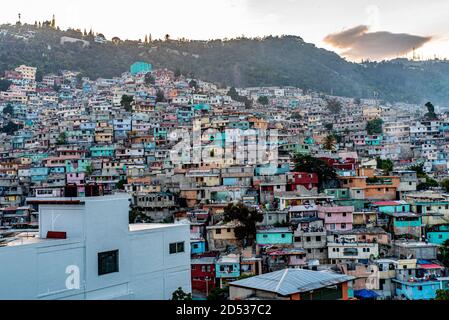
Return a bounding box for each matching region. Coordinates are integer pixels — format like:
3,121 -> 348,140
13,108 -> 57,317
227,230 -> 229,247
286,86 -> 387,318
120,94 -> 134,112
171,287 -> 192,301
156,89 -> 166,103
223,203 -> 263,246
257,96 -> 269,106
408,162 -> 427,178
2,104 -> 14,116
0,121 -> 22,134
424,101 -> 438,120
326,98 -> 342,114
435,289 -> 449,300
227,87 -> 252,108
376,157 -> 394,175
129,208 -> 152,224
438,240 -> 449,268
0,25 -> 449,103
417,177 -> 439,191
292,153 -> 337,190
144,73 -> 155,85
0,79 -> 12,91
366,118 -> 384,135
56,132 -> 67,145
441,179 -> 449,193
207,287 -> 228,301
323,134 -> 337,151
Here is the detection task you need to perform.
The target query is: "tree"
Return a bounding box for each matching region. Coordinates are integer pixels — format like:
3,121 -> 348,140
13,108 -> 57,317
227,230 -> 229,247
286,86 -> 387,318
171,287 -> 192,301
376,157 -> 394,175
189,79 -> 198,90
144,73 -> 155,85
116,179 -> 126,191
56,132 -> 67,145
257,96 -> 269,106
2,104 -> 14,116
207,287 -> 228,301
156,89 -> 166,103
120,95 -> 134,112
408,162 -> 426,178
0,79 -> 12,92
0,121 -> 22,134
323,134 -> 337,151
292,154 -> 337,191
438,240 -> 449,268
441,179 -> 449,193
326,98 -> 342,114
324,123 -> 333,131
223,203 -> 263,246
366,118 -> 383,135
436,289 -> 449,300
417,177 -> 439,191
424,102 -> 438,120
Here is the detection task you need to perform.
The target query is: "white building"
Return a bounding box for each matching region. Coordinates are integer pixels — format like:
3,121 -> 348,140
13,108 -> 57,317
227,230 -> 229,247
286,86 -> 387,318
15,65 -> 37,81
0,194 -> 191,300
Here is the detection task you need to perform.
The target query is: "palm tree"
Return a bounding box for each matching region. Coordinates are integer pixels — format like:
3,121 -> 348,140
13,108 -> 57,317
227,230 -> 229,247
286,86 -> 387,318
323,134 -> 337,151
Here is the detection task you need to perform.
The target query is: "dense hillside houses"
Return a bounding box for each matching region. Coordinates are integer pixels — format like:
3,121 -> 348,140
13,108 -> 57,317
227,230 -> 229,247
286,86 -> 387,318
1,62 -> 449,301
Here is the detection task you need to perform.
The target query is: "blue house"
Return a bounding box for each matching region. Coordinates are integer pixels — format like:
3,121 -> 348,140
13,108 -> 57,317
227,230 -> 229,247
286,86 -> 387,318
394,263 -> 448,300
427,225 -> 449,245
256,228 -> 294,246
216,255 -> 240,280
130,61 -> 152,75
191,239 -> 206,255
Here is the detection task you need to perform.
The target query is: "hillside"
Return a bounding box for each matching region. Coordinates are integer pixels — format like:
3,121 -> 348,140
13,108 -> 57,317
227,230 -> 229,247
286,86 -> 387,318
1,24 -> 449,104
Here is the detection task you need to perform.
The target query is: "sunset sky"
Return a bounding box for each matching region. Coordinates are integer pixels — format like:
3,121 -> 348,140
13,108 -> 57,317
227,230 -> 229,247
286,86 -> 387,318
1,0 -> 448,61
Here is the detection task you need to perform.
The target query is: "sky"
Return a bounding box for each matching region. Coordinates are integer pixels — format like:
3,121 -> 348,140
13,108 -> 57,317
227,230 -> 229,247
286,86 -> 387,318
1,0 -> 449,61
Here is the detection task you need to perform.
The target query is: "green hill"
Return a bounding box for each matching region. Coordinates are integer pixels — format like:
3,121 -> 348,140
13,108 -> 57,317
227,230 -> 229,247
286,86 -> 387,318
1,24 -> 449,104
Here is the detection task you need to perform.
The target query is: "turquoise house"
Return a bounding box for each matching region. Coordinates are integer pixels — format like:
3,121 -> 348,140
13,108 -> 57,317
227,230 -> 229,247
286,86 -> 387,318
325,188 -> 351,200
215,257 -> 240,279
66,159 -> 92,173
256,228 -> 293,246
130,61 -> 152,75
255,163 -> 290,176
90,145 -> 115,158
395,278 -> 449,300
365,135 -> 383,146
427,225 -> 449,245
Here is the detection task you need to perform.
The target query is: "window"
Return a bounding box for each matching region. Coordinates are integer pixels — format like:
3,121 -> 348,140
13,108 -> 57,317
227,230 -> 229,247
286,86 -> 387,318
316,236 -> 322,242
342,213 -> 347,217
281,234 -> 286,238
341,224 -> 346,229
307,249 -> 312,254
306,237 -> 311,242
169,242 -> 185,254
227,228 -> 231,233
98,250 -> 119,276
215,229 -> 222,235
327,213 -> 332,217
418,286 -> 423,291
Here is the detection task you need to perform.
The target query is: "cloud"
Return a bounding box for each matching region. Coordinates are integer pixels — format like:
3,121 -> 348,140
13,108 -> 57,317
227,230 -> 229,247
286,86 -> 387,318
324,25 -> 432,60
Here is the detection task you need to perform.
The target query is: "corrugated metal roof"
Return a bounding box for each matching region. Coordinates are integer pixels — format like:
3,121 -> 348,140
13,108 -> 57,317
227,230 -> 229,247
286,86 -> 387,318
230,269 -> 355,296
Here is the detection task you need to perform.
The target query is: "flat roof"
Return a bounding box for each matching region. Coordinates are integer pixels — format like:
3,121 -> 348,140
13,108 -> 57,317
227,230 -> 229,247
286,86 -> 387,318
129,223 -> 184,232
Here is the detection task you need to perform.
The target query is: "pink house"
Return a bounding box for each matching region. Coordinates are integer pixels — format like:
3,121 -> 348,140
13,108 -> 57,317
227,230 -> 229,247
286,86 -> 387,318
67,172 -> 86,195
318,206 -> 354,231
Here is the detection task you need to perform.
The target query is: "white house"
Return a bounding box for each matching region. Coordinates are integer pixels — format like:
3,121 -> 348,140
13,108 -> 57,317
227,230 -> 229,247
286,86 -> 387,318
0,194 -> 191,300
